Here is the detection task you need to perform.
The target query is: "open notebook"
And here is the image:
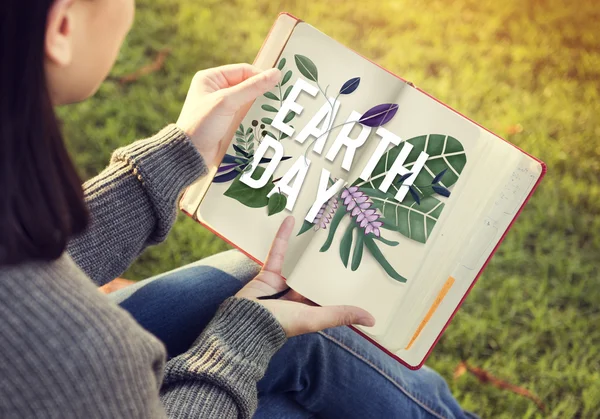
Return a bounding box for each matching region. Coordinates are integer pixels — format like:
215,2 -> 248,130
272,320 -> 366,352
180,13 -> 546,369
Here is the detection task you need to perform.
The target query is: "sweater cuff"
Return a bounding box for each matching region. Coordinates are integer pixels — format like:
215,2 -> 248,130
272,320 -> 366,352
162,297 -> 287,413
204,297 -> 287,364
111,124 -> 208,207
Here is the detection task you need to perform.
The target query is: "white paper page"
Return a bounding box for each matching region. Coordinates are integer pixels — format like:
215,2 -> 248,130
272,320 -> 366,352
393,136 -> 544,367
198,22 -> 403,276
288,83 -> 483,337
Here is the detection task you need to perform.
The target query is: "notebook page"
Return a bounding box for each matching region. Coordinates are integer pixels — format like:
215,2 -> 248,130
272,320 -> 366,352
197,22 -> 402,277
288,82 -> 482,336
392,137 -> 544,367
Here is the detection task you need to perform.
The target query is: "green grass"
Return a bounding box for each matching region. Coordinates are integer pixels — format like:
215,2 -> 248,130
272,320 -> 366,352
59,0 -> 600,417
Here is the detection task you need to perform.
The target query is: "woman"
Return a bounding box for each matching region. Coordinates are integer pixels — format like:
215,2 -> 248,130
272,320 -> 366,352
0,0 -> 475,418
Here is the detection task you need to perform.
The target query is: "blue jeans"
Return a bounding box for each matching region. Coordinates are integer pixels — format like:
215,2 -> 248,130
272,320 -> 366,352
109,250 -> 476,419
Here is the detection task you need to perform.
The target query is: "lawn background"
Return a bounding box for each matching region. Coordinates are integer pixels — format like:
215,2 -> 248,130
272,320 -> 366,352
58,0 -> 600,417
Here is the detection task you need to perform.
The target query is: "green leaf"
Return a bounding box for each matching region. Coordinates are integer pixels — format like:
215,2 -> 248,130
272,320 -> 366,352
354,134 -> 466,198
281,70 -> 292,85
236,129 -> 243,136
294,54 -> 318,82
358,187 -> 444,244
364,237 -> 407,282
267,192 -> 287,216
245,127 -> 252,135
340,224 -> 355,267
320,206 -> 346,252
277,58 -> 286,70
283,85 -> 293,100
261,104 -> 279,113
297,220 -> 314,236
264,91 -> 280,101
351,233 -> 364,271
283,111 -> 295,123
224,166 -> 273,208
373,235 -> 399,246
261,117 -> 273,125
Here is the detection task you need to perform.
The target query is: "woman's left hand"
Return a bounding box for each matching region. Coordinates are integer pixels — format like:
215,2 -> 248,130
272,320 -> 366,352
176,63 -> 281,163
235,216 -> 376,338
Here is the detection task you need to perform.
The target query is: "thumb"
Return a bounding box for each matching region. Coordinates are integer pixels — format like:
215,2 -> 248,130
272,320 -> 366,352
221,67 -> 281,107
304,305 -> 376,333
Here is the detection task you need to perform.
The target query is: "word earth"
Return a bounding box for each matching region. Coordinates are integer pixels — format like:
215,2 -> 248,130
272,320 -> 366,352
240,79 -> 430,223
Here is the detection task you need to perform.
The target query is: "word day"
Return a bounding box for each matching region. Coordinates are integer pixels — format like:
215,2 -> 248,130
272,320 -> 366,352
240,79 -> 430,222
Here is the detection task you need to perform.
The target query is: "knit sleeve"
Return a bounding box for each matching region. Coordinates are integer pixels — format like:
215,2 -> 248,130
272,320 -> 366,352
67,125 -> 207,286
160,297 -> 287,418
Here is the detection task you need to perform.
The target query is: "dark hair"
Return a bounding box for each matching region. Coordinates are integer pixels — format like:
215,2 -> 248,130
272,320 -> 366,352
0,1 -> 88,266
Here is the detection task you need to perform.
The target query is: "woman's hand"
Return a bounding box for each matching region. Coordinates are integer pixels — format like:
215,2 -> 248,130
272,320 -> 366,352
236,216 -> 376,337
176,63 -> 280,163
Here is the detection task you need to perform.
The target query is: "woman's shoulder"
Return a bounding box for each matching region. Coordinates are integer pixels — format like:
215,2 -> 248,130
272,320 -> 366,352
0,254 -> 168,416
0,253 -> 166,374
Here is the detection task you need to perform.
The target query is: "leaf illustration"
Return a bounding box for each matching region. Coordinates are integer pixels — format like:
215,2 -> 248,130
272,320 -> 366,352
281,70 -> 292,86
409,187 -> 421,205
351,233 -> 364,271
373,235 -> 399,246
261,117 -> 273,125
236,129 -> 243,136
397,172 -> 413,183
224,166 -> 273,208
358,187 -> 444,244
264,91 -> 279,101
217,163 -> 240,173
222,154 -> 244,164
261,104 -> 279,113
320,206 -> 346,252
232,144 -> 249,157
283,85 -> 293,100
340,77 -> 360,95
297,220 -> 314,236
340,224 -> 355,267
364,236 -> 407,282
283,111 -> 295,123
294,54 -> 318,82
245,127 -> 252,135
354,134 -> 467,199
358,103 -> 399,127
277,58 -> 286,70
432,185 -> 451,197
267,192 -> 287,215
213,169 -> 241,183
432,168 -> 448,184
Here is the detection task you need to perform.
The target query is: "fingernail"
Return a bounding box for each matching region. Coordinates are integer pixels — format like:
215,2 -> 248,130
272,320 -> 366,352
359,314 -> 376,327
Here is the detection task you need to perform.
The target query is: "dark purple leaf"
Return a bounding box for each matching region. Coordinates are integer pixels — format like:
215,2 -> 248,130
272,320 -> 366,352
358,103 -> 399,127
232,144 -> 250,157
432,185 -> 451,197
432,169 -> 448,184
213,170 -> 240,183
258,155 -> 293,165
217,163 -> 240,173
409,186 -> 421,205
397,172 -> 413,183
222,154 -> 246,164
339,77 -> 360,95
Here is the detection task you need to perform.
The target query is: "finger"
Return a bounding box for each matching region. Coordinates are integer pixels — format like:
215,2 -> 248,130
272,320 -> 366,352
262,216 -> 295,275
196,63 -> 263,90
304,305 -> 376,333
221,68 -> 281,106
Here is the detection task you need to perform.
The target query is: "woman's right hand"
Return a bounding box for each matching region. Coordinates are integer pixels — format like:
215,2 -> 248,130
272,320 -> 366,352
235,216 -> 376,337
176,63 -> 280,163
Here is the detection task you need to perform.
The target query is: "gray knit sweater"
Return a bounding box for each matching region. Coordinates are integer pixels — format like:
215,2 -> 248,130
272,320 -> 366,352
0,125 -> 287,418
